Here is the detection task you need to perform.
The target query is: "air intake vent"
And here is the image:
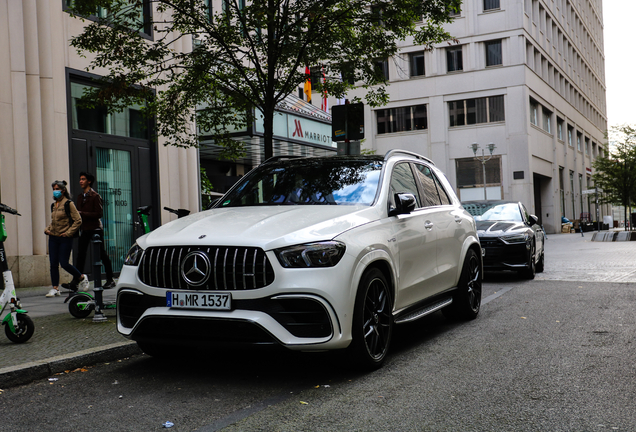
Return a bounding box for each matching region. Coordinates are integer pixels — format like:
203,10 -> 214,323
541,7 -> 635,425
138,246 -> 275,290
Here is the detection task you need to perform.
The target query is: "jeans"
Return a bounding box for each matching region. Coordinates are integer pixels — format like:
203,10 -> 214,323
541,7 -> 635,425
49,235 -> 82,286
76,229 -> 114,280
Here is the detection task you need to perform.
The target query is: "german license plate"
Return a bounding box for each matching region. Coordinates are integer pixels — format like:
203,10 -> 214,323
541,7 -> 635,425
167,292 -> 231,310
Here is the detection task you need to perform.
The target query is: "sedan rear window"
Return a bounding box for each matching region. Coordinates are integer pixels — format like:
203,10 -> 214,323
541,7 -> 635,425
220,159 -> 383,207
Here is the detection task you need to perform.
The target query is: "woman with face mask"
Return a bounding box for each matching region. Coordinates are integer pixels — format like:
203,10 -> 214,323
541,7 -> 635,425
44,180 -> 87,297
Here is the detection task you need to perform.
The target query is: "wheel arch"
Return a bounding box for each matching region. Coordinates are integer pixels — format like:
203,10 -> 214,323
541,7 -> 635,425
454,236 -> 482,285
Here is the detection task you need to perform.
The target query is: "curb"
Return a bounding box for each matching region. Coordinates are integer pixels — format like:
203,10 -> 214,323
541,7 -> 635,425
0,341 -> 142,388
591,231 -> 636,242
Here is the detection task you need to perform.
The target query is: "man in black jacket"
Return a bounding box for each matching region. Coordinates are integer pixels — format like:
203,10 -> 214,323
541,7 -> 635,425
64,172 -> 116,290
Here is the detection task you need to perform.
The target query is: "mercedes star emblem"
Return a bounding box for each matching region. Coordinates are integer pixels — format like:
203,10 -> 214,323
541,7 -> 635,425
180,251 -> 211,286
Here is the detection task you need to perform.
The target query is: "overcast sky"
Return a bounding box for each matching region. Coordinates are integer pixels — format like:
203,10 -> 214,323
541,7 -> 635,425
603,2 -> 634,128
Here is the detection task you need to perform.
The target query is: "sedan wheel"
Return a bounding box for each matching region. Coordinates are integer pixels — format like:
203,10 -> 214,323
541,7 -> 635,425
443,249 -> 482,321
348,268 -> 393,370
520,243 -> 536,280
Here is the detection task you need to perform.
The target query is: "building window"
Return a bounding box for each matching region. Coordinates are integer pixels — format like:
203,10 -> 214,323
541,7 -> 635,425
409,52 -> 425,77
530,99 -> 538,126
375,59 -> 389,80
484,0 -> 500,11
70,81 -> 148,139
577,133 -> 582,151
376,104 -> 427,134
66,0 -> 152,36
557,117 -> 564,140
446,46 -> 463,72
485,40 -> 502,66
449,6 -> 461,17
449,96 -> 504,127
567,126 -> 574,147
542,107 -> 552,133
585,138 -> 589,155
456,156 -> 502,201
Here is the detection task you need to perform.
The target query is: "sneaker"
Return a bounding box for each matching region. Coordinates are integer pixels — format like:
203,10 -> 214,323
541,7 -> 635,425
61,281 -> 78,292
45,288 -> 60,297
103,280 -> 117,290
78,274 -> 89,291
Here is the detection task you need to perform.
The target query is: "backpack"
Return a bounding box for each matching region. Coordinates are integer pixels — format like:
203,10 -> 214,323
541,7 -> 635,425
51,200 -> 80,238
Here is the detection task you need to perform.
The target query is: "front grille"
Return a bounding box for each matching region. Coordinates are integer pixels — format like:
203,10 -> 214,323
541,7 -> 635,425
138,246 -> 275,290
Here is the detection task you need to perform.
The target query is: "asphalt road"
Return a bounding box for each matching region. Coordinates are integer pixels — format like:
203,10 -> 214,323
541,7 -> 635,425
0,233 -> 634,431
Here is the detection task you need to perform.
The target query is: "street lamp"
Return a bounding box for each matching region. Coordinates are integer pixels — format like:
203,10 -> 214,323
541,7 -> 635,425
470,142 -> 496,200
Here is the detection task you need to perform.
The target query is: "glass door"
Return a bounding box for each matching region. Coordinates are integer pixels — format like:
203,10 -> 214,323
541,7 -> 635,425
96,148 -> 133,273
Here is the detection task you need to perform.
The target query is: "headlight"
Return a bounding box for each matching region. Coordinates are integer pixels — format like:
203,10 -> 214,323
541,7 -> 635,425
500,233 -> 529,244
124,242 -> 144,266
275,241 -> 346,268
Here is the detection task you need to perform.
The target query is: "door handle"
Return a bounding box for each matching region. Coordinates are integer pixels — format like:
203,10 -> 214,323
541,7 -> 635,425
424,221 -> 434,230
455,215 -> 462,224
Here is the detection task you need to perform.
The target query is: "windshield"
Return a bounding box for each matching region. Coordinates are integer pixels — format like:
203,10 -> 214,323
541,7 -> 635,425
219,158 -> 383,207
476,203 -> 522,222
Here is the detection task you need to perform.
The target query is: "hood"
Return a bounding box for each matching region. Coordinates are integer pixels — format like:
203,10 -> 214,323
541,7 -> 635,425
138,205 -> 381,250
476,220 -> 526,234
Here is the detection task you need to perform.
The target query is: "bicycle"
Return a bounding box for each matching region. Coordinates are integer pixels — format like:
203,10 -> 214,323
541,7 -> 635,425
0,203 -> 35,343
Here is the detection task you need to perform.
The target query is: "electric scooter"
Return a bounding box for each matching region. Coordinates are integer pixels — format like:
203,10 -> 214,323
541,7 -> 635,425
0,203 -> 35,342
66,206 -> 189,318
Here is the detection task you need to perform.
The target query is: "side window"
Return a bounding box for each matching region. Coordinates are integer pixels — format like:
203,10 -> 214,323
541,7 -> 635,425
413,164 -> 442,207
432,173 -> 451,205
390,163 -> 421,208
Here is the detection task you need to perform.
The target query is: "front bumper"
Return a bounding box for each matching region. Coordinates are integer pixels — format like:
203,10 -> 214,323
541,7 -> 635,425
479,237 -> 530,271
116,253 -> 358,352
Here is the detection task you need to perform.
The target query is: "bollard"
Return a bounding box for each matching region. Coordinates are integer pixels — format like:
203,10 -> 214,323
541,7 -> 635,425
91,233 -> 107,322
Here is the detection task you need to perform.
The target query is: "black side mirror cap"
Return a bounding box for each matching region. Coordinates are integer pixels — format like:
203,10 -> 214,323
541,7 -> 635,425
528,214 -> 538,225
389,193 -> 417,216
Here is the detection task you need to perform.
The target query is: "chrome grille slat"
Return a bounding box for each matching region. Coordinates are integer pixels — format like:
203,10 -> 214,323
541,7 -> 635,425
242,249 -> 247,290
139,246 -> 274,291
213,248 -> 219,290
222,249 -> 229,289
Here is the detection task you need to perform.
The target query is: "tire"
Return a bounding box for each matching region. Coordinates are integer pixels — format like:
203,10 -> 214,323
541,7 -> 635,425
443,249 -> 482,321
536,251 -> 545,273
520,243 -> 536,280
347,268 -> 393,370
5,314 -> 35,343
68,294 -> 94,319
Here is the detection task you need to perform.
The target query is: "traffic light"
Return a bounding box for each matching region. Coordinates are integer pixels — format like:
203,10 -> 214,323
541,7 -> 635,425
331,102 -> 364,141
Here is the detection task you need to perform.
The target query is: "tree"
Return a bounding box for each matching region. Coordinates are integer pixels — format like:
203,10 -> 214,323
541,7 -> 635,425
592,125 -> 636,230
68,0 -> 460,160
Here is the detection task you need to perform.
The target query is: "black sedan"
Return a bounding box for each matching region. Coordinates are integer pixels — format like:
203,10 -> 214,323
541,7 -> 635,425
466,201 -> 545,279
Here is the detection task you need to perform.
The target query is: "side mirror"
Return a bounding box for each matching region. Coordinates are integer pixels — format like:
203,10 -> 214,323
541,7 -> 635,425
389,193 -> 417,216
528,214 -> 538,225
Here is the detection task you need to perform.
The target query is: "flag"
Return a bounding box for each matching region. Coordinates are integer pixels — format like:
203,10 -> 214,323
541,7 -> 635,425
321,67 -> 328,112
303,66 -> 312,102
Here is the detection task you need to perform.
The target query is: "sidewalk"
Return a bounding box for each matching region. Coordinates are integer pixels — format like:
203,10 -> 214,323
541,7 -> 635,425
0,285 -> 141,388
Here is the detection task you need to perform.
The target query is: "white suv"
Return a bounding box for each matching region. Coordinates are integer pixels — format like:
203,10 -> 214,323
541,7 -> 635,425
117,150 -> 482,369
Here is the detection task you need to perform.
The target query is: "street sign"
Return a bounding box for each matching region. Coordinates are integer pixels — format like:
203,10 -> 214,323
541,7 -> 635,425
582,189 -> 601,195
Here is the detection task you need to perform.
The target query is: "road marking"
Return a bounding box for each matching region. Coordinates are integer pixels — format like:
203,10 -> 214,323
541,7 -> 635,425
482,286 -> 514,305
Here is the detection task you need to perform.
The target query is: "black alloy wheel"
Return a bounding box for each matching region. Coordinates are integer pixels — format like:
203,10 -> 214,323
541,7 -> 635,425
443,249 -> 482,321
348,268 -> 393,370
521,242 -> 536,280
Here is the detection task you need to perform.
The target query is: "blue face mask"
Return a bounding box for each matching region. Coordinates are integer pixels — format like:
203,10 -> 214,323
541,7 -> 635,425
53,190 -> 63,200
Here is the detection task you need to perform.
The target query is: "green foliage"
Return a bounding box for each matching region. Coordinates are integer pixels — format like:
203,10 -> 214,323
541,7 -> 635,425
200,166 -> 215,208
592,125 -> 636,209
69,0 -> 461,158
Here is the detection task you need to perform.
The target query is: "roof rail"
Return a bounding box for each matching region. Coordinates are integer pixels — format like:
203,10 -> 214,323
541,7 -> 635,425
384,149 -> 435,166
260,155 -> 305,165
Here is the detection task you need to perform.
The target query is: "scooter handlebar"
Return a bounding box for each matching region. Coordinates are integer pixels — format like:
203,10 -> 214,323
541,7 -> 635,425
0,203 -> 20,216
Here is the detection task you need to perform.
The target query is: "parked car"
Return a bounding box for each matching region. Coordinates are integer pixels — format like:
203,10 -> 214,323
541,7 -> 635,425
465,200 -> 545,279
117,150 -> 482,369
